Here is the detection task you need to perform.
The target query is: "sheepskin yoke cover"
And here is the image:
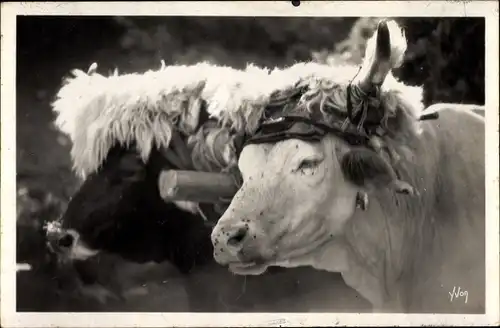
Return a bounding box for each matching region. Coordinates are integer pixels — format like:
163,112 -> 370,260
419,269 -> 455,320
52,59 -> 424,180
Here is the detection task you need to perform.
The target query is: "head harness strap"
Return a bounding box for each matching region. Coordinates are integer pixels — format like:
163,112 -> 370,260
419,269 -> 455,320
244,114 -> 370,147
244,70 -> 439,148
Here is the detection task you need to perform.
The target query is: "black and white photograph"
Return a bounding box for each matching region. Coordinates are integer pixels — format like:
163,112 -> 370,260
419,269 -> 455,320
1,1 -> 499,327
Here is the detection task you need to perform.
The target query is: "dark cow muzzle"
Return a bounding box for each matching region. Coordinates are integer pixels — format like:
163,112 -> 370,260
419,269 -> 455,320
45,221 -> 99,263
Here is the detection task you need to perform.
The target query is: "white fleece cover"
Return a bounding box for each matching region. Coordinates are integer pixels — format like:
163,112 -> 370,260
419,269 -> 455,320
51,21 -> 424,179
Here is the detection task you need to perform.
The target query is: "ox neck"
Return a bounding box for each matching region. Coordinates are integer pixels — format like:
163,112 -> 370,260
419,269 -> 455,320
310,178 -> 484,312
308,110 -> 485,313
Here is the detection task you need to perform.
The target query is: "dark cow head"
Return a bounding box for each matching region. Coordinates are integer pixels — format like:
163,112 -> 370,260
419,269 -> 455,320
46,143 -> 214,274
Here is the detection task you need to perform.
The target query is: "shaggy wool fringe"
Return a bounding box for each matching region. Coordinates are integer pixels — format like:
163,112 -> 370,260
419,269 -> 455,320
52,25 -> 424,179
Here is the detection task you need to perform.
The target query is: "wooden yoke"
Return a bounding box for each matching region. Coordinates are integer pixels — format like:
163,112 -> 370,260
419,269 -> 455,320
157,128 -> 241,204
158,170 -> 239,203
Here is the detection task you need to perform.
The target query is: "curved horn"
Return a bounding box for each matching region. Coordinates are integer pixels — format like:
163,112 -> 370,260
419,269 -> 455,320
357,20 -> 407,93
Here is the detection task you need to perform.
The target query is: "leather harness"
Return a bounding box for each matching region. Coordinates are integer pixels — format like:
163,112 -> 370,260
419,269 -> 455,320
244,83 -> 439,148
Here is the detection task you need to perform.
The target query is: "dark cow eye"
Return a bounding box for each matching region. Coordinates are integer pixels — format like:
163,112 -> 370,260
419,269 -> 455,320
295,157 -> 323,175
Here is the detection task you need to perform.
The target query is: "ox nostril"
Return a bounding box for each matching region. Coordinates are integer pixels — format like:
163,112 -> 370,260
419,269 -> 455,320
57,233 -> 74,248
227,226 -> 249,247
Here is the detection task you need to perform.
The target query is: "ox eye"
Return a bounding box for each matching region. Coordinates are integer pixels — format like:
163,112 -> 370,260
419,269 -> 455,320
295,157 -> 323,175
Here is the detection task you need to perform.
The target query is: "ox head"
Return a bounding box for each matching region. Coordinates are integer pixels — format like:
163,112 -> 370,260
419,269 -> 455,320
45,143 -> 214,274
45,145 -> 146,262
211,20 -> 415,275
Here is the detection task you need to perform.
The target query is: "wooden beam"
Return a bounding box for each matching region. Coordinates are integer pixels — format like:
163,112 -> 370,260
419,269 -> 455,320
158,170 -> 240,203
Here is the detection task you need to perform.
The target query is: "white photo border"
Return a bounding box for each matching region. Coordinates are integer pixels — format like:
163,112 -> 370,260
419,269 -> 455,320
1,1 -> 498,327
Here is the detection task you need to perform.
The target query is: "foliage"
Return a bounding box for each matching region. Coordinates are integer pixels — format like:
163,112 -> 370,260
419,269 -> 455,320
112,17 -> 356,71
314,17 -> 485,107
312,17 -> 382,66
393,18 -> 485,106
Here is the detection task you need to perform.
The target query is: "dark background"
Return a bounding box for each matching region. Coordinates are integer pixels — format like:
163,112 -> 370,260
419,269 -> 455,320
15,16 -> 485,312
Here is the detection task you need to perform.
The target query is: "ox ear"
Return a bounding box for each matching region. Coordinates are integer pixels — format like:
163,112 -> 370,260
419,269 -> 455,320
340,148 -> 416,197
357,19 -> 407,92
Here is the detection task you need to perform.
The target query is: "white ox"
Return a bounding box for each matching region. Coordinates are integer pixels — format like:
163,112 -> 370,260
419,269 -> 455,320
211,21 -> 485,313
